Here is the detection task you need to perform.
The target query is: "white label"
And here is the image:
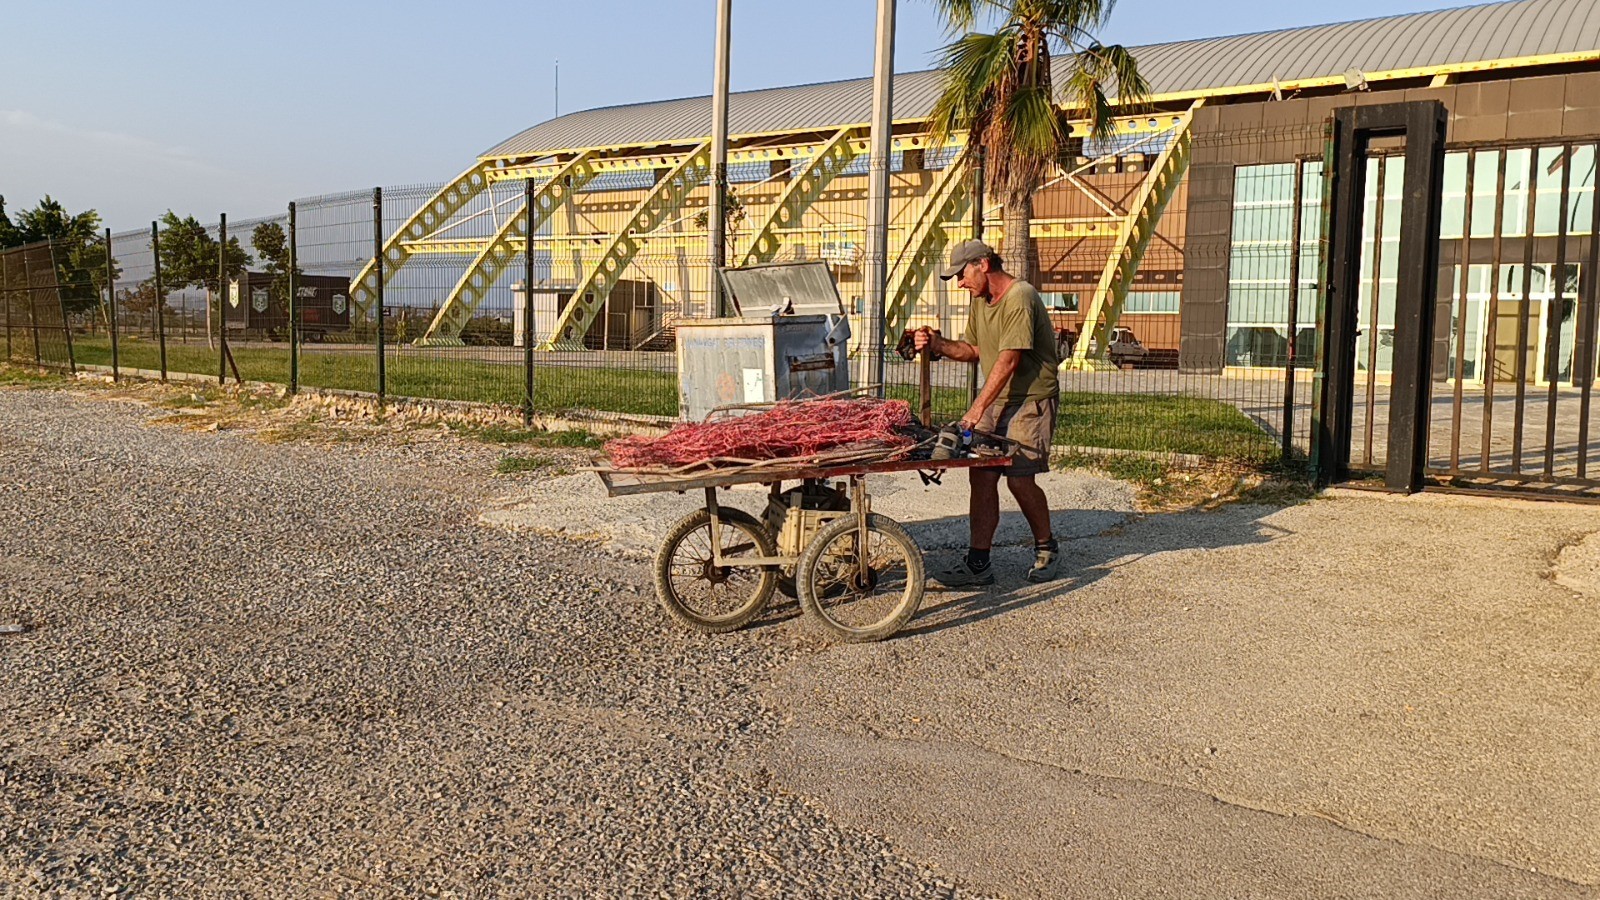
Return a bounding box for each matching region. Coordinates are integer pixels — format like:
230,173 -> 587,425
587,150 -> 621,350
251,288 -> 269,313
331,294 -> 348,315
742,368 -> 765,403
228,281 -> 240,307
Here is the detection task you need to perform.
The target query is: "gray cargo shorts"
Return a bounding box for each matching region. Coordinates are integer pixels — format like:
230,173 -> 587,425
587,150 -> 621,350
976,396 -> 1058,478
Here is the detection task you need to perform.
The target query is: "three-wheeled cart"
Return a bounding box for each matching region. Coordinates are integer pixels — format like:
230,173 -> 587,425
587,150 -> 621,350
594,454 -> 1010,643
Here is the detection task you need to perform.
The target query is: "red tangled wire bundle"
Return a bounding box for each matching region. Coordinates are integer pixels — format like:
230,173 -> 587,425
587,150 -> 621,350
605,398 -> 915,470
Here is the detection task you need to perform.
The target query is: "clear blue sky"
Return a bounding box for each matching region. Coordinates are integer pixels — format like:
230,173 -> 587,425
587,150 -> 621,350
2,0 -> 1475,229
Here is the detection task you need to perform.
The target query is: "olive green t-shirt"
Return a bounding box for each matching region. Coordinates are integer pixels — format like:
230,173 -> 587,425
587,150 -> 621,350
963,280 -> 1061,405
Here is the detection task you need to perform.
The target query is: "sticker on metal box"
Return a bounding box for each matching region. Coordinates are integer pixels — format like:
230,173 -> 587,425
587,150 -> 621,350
742,368 -> 765,403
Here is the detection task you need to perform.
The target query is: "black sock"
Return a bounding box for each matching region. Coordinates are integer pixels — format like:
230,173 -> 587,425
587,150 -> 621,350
966,548 -> 991,572
1035,537 -> 1058,554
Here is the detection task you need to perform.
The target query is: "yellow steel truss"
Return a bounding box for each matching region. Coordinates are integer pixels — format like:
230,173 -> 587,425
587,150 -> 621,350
739,126 -> 863,266
348,160 -> 497,318
1065,103 -> 1200,371
537,140 -> 713,351
417,152 -> 600,346
882,147 -> 972,338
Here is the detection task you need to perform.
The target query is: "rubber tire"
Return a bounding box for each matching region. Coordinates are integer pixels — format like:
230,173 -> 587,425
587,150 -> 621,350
653,508 -> 777,634
795,513 -> 925,643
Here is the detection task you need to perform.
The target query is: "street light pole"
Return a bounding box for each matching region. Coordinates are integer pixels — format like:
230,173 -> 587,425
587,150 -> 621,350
709,0 -> 733,317
865,0 -> 897,395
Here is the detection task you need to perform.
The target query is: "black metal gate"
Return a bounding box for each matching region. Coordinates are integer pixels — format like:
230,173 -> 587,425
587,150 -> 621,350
1316,101 -> 1600,501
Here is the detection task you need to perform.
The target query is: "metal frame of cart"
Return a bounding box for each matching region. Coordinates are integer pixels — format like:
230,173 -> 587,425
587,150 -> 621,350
595,455 -> 1010,643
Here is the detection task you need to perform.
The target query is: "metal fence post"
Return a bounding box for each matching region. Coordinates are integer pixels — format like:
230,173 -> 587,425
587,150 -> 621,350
104,228 -> 119,381
218,212 -> 228,385
23,247 -> 41,367
288,201 -> 299,395
523,178 -> 536,427
151,221 -> 168,381
1281,160 -> 1305,464
373,187 -> 386,405
56,241 -> 77,375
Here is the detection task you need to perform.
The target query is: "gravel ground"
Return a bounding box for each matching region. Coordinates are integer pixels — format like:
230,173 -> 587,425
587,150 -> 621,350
6,382 -> 1599,900
0,388 -> 966,898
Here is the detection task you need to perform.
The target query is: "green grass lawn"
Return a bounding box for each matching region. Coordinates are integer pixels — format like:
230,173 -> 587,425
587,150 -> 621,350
69,337 -> 679,417
888,382 -> 1279,464
71,336 -> 1277,463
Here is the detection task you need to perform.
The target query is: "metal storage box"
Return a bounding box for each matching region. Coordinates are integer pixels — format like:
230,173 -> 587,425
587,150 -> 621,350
675,262 -> 852,421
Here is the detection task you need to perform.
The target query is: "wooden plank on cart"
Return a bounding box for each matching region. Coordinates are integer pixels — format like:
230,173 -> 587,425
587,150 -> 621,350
594,455 -> 1011,498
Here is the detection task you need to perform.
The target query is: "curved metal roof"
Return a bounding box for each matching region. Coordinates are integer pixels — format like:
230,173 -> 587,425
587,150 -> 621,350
482,0 -> 1600,159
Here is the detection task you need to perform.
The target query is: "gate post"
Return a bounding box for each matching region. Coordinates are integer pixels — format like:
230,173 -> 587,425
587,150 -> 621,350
1316,101 -> 1448,493
1386,103 -> 1449,493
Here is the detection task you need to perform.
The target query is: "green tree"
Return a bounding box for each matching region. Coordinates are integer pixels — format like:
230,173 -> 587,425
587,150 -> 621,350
926,0 -> 1147,282
250,221 -> 299,314
2,196 -> 108,315
156,211 -> 251,348
0,196 -> 18,249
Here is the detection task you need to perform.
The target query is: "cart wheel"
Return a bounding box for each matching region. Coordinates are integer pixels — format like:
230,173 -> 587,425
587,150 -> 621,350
654,508 -> 777,634
795,513 -> 925,643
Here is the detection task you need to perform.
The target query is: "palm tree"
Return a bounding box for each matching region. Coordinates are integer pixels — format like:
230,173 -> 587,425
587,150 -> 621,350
926,0 -> 1148,283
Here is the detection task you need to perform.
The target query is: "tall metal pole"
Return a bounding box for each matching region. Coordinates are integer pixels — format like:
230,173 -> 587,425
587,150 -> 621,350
104,228 -> 119,382
523,178 -> 536,427
968,145 -> 985,405
865,0 -> 897,395
218,213 -> 228,385
708,0 -> 732,318
287,202 -> 299,395
151,221 -> 168,381
373,187 -> 386,405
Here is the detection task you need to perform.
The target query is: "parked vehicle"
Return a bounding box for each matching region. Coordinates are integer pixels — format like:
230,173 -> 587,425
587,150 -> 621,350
1053,324 -> 1149,368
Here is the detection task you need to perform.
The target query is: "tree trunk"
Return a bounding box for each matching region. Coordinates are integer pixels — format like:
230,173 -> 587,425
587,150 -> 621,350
1001,189 -> 1039,286
204,287 -> 215,350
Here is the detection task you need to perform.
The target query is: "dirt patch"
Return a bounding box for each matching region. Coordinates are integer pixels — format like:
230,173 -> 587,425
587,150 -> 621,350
1553,530 -> 1600,600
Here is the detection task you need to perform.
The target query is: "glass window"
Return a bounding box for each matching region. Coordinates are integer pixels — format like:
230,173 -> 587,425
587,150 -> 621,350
1471,149 -> 1502,239
1569,144 -> 1596,235
1502,147 -> 1533,237
1227,159 -> 1325,365
1124,291 -> 1180,314
1533,146 -> 1567,236
1441,151 -> 1469,240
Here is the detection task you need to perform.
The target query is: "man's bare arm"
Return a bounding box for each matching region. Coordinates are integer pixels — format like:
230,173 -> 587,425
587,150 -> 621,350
962,349 -> 1021,428
912,327 -> 979,363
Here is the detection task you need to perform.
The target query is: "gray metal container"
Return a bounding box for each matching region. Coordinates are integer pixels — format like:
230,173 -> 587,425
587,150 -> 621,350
676,315 -> 850,421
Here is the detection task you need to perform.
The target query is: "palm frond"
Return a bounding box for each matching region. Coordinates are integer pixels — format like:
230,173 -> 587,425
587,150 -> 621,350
925,0 -> 1012,35
995,83 -> 1066,196
926,29 -> 1019,148
1059,41 -> 1148,136
1097,42 -> 1150,107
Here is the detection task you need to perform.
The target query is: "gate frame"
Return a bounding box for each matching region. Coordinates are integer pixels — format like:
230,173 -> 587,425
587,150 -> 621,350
1315,101 -> 1449,492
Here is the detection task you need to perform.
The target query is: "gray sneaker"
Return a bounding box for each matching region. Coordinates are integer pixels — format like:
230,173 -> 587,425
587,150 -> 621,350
929,558 -> 996,589
1026,548 -> 1061,583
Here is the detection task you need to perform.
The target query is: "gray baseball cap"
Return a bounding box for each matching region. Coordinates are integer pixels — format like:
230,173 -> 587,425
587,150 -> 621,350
939,239 -> 997,280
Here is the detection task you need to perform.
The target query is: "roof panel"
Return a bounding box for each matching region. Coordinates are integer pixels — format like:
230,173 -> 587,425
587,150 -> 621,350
482,0 -> 1600,158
